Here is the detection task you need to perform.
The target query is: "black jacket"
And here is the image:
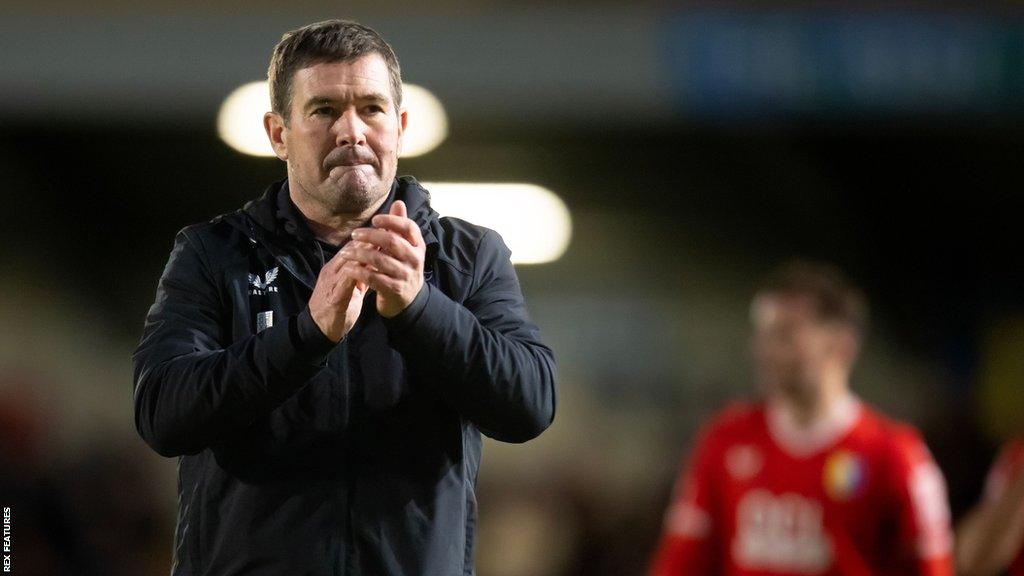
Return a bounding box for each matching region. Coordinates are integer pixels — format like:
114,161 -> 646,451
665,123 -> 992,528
132,177 -> 556,576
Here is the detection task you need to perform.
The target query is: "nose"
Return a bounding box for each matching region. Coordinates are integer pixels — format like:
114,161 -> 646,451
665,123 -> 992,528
333,110 -> 367,147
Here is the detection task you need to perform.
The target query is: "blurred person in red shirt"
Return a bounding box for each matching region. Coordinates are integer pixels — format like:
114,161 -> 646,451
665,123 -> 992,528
649,261 -> 954,576
957,438 -> 1024,576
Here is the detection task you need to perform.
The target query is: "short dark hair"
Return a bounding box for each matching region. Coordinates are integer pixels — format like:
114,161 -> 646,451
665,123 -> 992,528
756,260 -> 869,337
267,19 -> 402,122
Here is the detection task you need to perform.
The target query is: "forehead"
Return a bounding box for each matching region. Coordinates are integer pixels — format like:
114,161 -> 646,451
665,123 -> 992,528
290,53 -> 392,102
751,292 -> 819,327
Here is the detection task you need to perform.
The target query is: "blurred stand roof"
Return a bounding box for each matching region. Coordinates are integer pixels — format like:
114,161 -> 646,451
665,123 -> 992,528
9,2 -> 1024,127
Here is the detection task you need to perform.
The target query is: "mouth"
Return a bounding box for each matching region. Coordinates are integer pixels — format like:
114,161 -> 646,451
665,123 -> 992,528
324,147 -> 377,171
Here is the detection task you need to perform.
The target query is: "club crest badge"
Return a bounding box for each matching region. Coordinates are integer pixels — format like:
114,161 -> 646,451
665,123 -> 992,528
823,450 -> 867,501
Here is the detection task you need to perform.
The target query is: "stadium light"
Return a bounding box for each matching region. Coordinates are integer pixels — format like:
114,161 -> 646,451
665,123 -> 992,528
399,84 -> 448,158
217,81 -> 447,158
217,81 -> 276,157
423,182 -> 572,265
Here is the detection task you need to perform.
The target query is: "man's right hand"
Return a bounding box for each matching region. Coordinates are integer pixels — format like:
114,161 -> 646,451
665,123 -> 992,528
309,248 -> 367,342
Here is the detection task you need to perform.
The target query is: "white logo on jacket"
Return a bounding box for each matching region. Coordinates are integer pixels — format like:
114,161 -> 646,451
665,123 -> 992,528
249,267 -> 279,295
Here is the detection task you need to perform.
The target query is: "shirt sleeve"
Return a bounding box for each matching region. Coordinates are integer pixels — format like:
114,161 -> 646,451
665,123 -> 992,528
886,427 -> 955,576
649,424 -> 721,576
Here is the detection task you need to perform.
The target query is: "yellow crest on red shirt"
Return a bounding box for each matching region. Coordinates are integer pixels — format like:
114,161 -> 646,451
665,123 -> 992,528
823,450 -> 867,501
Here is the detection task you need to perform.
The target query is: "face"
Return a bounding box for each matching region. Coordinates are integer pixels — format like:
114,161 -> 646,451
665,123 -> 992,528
750,293 -> 852,401
265,53 -> 406,216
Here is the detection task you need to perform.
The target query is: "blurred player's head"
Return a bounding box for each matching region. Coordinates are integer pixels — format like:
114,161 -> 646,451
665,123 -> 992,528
750,261 -> 868,406
263,20 -> 406,217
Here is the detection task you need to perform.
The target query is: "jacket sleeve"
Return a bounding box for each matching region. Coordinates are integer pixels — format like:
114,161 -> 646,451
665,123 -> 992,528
383,229 -> 556,443
132,228 -> 336,457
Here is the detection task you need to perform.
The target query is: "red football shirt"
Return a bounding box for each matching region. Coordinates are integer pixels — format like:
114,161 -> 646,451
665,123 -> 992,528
650,397 -> 953,576
981,439 -> 1024,576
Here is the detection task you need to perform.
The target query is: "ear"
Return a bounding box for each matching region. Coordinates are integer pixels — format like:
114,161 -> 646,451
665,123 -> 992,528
396,106 -> 408,156
264,111 -> 289,161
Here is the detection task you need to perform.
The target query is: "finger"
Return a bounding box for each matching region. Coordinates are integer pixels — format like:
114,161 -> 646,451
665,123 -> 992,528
350,228 -> 415,260
347,239 -> 390,255
390,200 -> 407,219
341,261 -> 401,294
339,244 -> 407,278
318,251 -> 359,292
371,214 -> 424,248
327,275 -> 357,306
334,270 -> 368,299
321,240 -> 376,280
321,244 -> 350,276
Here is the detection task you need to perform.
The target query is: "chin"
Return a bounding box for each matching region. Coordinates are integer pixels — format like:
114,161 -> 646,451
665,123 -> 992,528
328,181 -> 383,213
761,377 -> 806,398
338,190 -> 376,214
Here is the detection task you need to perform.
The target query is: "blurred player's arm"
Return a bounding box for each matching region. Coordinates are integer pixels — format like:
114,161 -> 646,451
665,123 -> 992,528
889,427 -> 955,576
956,444 -> 1024,576
648,426 -> 721,576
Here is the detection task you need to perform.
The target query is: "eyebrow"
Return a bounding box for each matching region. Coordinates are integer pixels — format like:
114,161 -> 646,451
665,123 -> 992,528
303,92 -> 391,109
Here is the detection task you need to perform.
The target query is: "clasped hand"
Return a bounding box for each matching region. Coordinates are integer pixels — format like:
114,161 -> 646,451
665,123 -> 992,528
309,200 -> 426,342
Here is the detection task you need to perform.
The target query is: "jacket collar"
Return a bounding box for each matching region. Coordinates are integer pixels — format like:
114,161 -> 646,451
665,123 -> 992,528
241,177 -> 438,246
229,177 -> 440,289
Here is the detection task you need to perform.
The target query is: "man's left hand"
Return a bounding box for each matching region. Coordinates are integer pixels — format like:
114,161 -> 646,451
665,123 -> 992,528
341,200 -> 426,319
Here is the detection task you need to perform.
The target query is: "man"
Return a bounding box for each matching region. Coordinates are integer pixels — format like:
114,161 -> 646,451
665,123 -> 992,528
956,437 -> 1024,576
649,262 -> 954,576
132,19 -> 556,576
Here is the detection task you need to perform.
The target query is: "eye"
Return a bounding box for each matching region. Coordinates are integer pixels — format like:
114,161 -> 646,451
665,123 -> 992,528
365,104 -> 385,114
312,106 -> 334,117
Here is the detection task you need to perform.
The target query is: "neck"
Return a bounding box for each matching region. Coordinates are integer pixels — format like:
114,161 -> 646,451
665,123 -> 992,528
765,375 -> 859,458
289,185 -> 390,247
774,370 -> 850,428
